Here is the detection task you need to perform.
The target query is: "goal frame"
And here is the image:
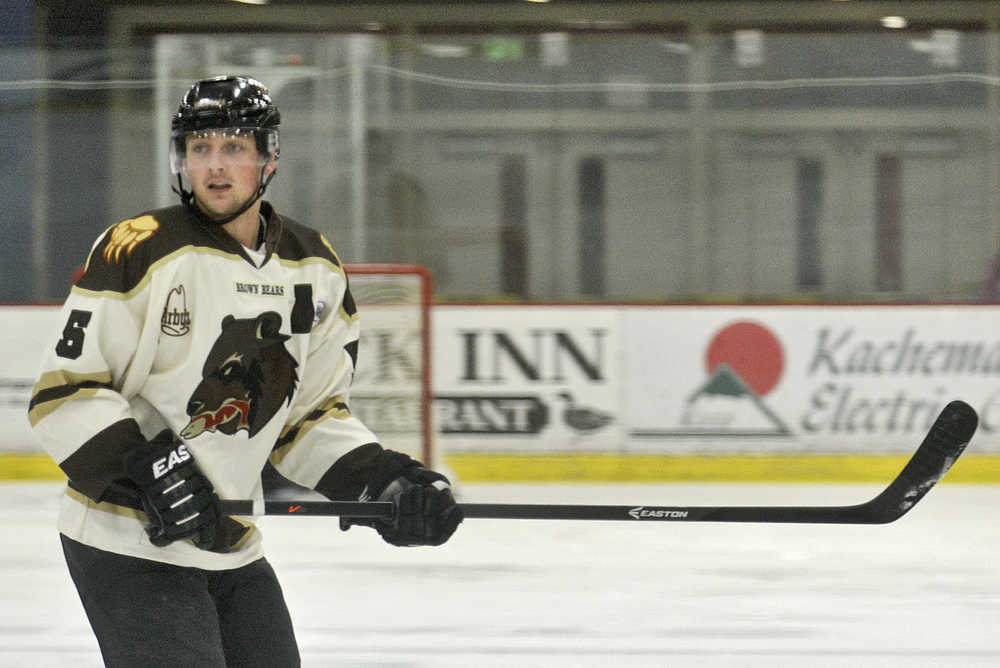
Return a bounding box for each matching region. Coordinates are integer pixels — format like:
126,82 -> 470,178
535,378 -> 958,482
345,263 -> 434,466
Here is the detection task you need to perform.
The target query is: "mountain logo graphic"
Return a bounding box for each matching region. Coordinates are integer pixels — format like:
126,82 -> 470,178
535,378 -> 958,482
680,321 -> 789,436
630,320 -> 790,439
679,363 -> 790,436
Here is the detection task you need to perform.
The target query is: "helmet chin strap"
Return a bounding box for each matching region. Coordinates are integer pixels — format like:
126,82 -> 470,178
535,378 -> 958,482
173,159 -> 277,227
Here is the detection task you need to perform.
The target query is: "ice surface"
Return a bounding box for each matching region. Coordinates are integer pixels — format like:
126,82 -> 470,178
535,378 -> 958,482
1,481 -> 998,667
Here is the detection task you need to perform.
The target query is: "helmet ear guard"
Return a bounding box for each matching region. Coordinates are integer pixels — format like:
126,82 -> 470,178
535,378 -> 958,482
169,75 -> 281,225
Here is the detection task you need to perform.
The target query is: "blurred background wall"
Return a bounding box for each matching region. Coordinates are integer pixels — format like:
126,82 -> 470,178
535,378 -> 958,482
5,0 -> 1000,305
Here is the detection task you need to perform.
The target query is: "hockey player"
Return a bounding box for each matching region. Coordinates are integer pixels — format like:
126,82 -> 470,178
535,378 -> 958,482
28,74 -> 462,667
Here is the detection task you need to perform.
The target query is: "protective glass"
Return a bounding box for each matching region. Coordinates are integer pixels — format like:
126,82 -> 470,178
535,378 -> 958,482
170,127 -> 278,174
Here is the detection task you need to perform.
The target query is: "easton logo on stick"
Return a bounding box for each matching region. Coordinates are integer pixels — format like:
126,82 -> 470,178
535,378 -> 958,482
628,506 -> 689,520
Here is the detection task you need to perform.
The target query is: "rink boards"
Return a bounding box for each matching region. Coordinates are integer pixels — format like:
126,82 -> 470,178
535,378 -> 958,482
4,303 -> 1000,482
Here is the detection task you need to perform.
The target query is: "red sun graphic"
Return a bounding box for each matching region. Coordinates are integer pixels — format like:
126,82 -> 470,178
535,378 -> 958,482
705,321 -> 784,396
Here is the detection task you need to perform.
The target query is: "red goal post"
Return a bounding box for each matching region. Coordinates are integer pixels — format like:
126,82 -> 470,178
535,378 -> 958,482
343,264 -> 434,467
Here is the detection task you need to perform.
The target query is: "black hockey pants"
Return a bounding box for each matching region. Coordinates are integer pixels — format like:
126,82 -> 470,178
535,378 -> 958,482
61,534 -> 300,667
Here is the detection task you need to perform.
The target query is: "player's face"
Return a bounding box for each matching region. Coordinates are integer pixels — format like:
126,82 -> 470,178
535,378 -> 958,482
184,131 -> 274,219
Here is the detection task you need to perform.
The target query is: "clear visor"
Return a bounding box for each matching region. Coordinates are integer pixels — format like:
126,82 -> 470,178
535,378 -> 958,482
170,127 -> 279,174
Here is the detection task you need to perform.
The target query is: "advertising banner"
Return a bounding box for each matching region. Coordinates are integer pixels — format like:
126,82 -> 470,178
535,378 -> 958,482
436,305 -> 1000,454
433,305 -> 624,452
0,306 -> 63,452
5,304 -> 1000,457
622,305 -> 1000,453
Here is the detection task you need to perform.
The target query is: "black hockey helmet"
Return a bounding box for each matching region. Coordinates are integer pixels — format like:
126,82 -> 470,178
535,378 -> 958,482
170,75 -> 280,224
173,74 -> 280,129
171,75 -> 279,164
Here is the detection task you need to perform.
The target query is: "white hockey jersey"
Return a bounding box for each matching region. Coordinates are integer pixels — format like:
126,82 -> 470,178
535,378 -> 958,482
29,203 -> 383,570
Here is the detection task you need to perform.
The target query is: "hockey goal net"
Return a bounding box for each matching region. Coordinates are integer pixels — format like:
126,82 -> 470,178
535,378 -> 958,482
344,264 -> 433,467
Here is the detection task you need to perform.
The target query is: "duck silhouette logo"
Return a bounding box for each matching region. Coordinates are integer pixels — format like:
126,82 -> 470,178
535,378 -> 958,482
557,391 -> 614,434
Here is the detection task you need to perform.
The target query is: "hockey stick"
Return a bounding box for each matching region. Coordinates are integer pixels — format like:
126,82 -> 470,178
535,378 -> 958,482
219,399 -> 977,524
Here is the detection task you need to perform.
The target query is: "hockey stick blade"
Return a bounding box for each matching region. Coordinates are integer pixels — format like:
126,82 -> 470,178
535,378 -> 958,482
841,398 -> 977,524
219,400 -> 977,524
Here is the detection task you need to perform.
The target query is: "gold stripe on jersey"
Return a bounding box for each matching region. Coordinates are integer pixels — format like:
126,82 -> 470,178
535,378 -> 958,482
31,368 -> 112,395
297,235 -> 359,323
318,233 -> 344,269
225,518 -> 258,552
78,244 -> 343,299
75,245 -> 238,299
67,487 -> 260,553
66,485 -> 145,521
338,305 -> 360,326
28,369 -> 114,426
277,255 -> 342,273
270,394 -> 352,468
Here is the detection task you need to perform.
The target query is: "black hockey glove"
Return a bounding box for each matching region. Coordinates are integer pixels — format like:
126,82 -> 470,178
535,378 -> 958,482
340,450 -> 463,547
123,430 -> 220,550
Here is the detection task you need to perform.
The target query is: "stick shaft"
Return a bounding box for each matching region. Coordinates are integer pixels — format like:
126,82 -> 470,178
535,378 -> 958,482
460,503 -> 871,523
216,501 -> 889,523
219,400 -> 977,525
